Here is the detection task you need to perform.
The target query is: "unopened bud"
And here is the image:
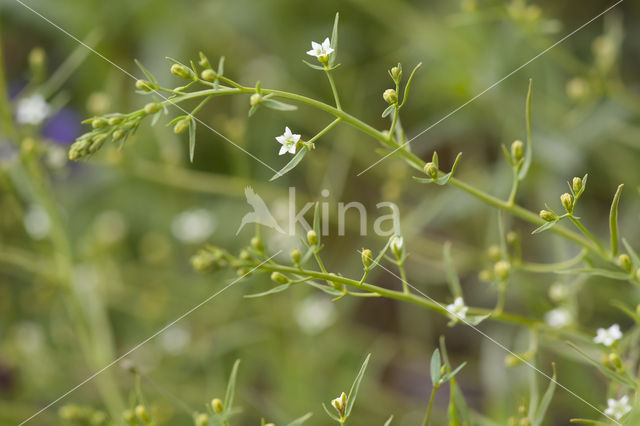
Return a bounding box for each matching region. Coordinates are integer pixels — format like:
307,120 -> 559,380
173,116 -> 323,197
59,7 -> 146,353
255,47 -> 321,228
123,409 -> 135,424
539,210 -> 557,222
112,130 -> 125,141
170,63 -> 193,79
195,413 -> 209,426
307,230 -> 318,246
572,177 -> 583,194
190,249 -> 219,273
108,116 -> 124,125
250,93 -> 262,106
560,193 -> 573,213
507,231 -> 518,245
478,269 -> 493,282
135,79 -> 154,92
239,250 -> 252,261
488,245 -> 501,262
200,69 -> 216,82
494,261 -> 511,281
383,88 -> 398,104
91,118 -> 107,129
424,162 -> 438,180
361,249 -> 373,269
390,65 -> 402,81
135,405 -> 150,423
608,353 -> 623,370
173,118 -> 190,134
511,140 -> 523,163
212,398 -> 224,413
618,254 -> 632,273
390,236 -> 404,259
251,236 -> 263,252
270,272 -> 290,284
144,102 -> 160,114
290,248 -> 301,264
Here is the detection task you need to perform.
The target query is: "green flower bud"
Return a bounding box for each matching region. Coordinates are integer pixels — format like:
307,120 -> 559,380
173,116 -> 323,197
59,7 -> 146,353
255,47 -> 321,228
91,118 -> 107,129
494,260 -> 511,281
123,409 -> 135,424
618,254 -> 633,273
608,352 -> 623,370
390,65 -> 402,82
89,134 -> 107,153
195,413 -> 209,426
68,138 -> 91,160
170,63 -> 194,79
423,162 -> 438,180
487,245 -> 501,262
510,140 -> 523,163
560,193 -> 573,213
28,47 -> 46,69
383,88 -> 398,104
572,176 -> 583,194
390,235 -> 404,259
112,129 -> 125,141
190,249 -> 219,273
250,93 -> 262,107
361,249 -> 373,269
135,405 -> 150,423
144,102 -> 161,114
251,236 -> 263,252
212,398 -> 224,413
307,230 -> 318,246
270,272 -> 290,284
290,248 -> 301,264
108,116 -> 124,125
173,118 -> 190,134
539,210 -> 557,222
478,269 -> 493,282
201,69 -> 216,82
135,79 -> 154,92
506,231 -> 518,245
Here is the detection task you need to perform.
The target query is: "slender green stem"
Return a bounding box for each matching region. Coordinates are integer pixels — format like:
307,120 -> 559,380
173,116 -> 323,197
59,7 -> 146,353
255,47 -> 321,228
324,69 -> 342,110
422,385 -> 438,426
398,261 -> 409,294
568,216 -> 608,258
191,95 -> 213,115
307,118 -> 341,147
507,167 -> 520,206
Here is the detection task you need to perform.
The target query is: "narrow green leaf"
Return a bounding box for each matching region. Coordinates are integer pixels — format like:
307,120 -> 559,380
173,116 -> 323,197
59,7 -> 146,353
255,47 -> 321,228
262,98 -> 298,111
519,79 -> 533,180
556,268 -> 631,280
532,221 -> 557,235
313,201 -> 321,242
248,105 -> 258,117
167,114 -> 187,126
412,176 -> 435,184
501,144 -> 513,166
435,152 -> 463,185
224,360 -> 241,411
610,300 -> 639,323
244,283 -> 290,298
430,349 -> 441,385
329,12 -> 339,67
464,314 -> 491,326
566,342 -> 637,389
285,413 -> 313,426
217,56 -> 225,76
322,403 -> 341,422
305,280 -> 344,296
609,184 -> 624,257
134,59 -> 158,85
270,147 -> 308,181
381,104 -> 394,118
440,361 -> 467,384
302,60 -> 325,70
432,151 -> 439,168
188,116 -> 196,162
532,363 -> 556,426
383,415 -> 394,426
370,237 -> 393,270
569,419 -> 610,425
399,62 -> 422,108
345,353 -> 371,417
622,238 -> 640,268
443,242 -> 462,299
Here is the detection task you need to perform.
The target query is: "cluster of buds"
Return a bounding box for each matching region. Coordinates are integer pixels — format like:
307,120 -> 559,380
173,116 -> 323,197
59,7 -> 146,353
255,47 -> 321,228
507,404 -> 531,426
538,175 -> 587,225
190,246 -> 230,273
58,404 -> 108,425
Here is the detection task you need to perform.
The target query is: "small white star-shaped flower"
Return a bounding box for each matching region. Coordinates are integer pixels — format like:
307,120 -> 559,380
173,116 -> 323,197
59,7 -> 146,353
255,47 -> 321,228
16,94 -> 50,125
544,307 -> 571,329
605,395 -> 631,420
594,323 -> 623,347
306,37 -> 334,60
446,297 -> 469,320
275,126 -> 301,155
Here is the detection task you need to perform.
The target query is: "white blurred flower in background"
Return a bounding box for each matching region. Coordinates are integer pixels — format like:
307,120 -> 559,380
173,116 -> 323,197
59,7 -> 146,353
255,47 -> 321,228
295,294 -> 337,335
159,325 -> 191,355
23,204 -> 50,240
544,307 -> 571,329
16,94 -> 50,125
171,208 -> 216,244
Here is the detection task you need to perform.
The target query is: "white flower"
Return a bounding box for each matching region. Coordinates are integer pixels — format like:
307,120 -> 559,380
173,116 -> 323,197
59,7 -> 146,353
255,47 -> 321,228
446,297 -> 469,320
604,395 -> 631,420
594,323 -> 623,347
331,392 -> 347,413
159,325 -> 191,355
171,208 -> 216,244
23,204 -> 50,240
275,126 -> 300,155
295,294 -> 337,335
16,94 -> 50,125
306,37 -> 334,60
544,307 -> 571,329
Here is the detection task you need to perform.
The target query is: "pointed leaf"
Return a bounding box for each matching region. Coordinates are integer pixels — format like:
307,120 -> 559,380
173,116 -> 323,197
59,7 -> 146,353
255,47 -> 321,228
188,116 -> 196,162
465,314 -> 491,326
322,403 -> 341,422
244,283 -> 290,298
270,146 -> 308,181
329,12 -> 339,67
262,98 -> 298,111
224,360 -> 241,411
435,152 -> 463,185
383,415 -> 394,426
440,362 -> 467,384
305,280 -> 344,296
382,104 -> 395,118
430,349 -> 441,385
399,62 -> 422,108
532,221 -> 558,235
134,59 -> 158,85
566,342 -> 637,389
556,268 -> 631,280
345,354 -> 371,417
412,176 -> 435,184
532,363 -> 556,426
609,184 -> 624,257
519,79 -> 533,180
286,413 -> 313,426
302,60 -> 325,70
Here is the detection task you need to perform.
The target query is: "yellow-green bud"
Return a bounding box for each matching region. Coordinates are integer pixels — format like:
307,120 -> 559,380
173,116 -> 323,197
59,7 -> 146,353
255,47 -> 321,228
290,248 -> 301,264
478,269 -> 493,282
560,193 -> 573,213
239,249 -> 252,261
519,418 -> 531,426
190,250 -> 218,273
112,130 -> 125,141
108,116 -> 124,125
123,409 -> 135,424
539,210 -> 557,222
618,254 -> 632,273
390,66 -> 402,81
423,162 -> 438,180
608,353 -> 623,370
89,134 -> 107,153
307,230 -> 318,246
91,118 -> 107,129
572,177 -> 583,194
29,47 -> 46,69
487,245 -> 501,262
494,261 -> 511,281
135,79 -> 154,92
250,93 -> 262,107
383,88 -> 398,104
505,354 -> 520,367
251,236 -> 263,252
270,272 -> 290,284
507,231 -> 518,245
195,413 -> 209,426
170,63 -> 193,79
144,103 -> 160,114
518,405 -> 527,415
361,249 -> 373,269
173,118 -> 190,134
68,139 -> 91,160
511,140 -> 523,163
390,236 -> 404,259
212,398 -> 224,413
201,69 -> 216,82
135,405 -> 150,423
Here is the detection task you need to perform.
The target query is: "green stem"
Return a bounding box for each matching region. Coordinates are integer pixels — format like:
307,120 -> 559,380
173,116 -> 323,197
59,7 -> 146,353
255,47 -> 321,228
568,216 -> 608,258
307,118 -> 341,147
422,385 -> 438,426
507,167 -> 520,206
398,261 -> 409,294
324,69 -> 342,110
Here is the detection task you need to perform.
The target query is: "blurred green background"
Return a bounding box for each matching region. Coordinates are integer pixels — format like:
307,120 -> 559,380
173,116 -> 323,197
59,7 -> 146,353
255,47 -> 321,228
1,0 -> 640,424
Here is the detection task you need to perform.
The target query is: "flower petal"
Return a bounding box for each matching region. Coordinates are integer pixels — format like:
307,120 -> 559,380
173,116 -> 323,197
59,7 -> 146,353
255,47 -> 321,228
279,146 -> 288,155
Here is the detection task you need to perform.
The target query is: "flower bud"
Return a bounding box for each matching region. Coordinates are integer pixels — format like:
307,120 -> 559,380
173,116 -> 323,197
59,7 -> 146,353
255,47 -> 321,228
91,118 -> 107,129
200,69 -> 216,82
390,65 -> 402,82
423,162 -> 438,180
239,249 -> 252,261
560,193 -> 573,213
618,254 -> 632,273
270,272 -> 290,284
28,47 -> 46,69
488,245 -> 501,262
250,93 -> 262,107
383,88 -> 398,104
290,248 -> 301,264
494,261 -> 511,281
68,139 -> 91,161
361,249 -> 373,269
173,118 -> 190,134
170,63 -> 193,79
195,413 -> 209,426
307,230 -> 318,246
251,236 -> 263,252
572,177 -> 583,194
212,398 -> 224,413
108,116 -> 124,125
510,140 -> 523,163
190,249 -> 219,273
135,79 -> 154,92
123,409 -> 135,424
135,405 -> 150,423
112,130 -> 125,141
390,235 -> 404,259
331,392 -> 347,415
539,210 -> 557,222
478,269 -> 493,282
507,231 -> 518,245
89,134 -> 107,153
144,103 -> 161,114
608,352 -> 623,370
